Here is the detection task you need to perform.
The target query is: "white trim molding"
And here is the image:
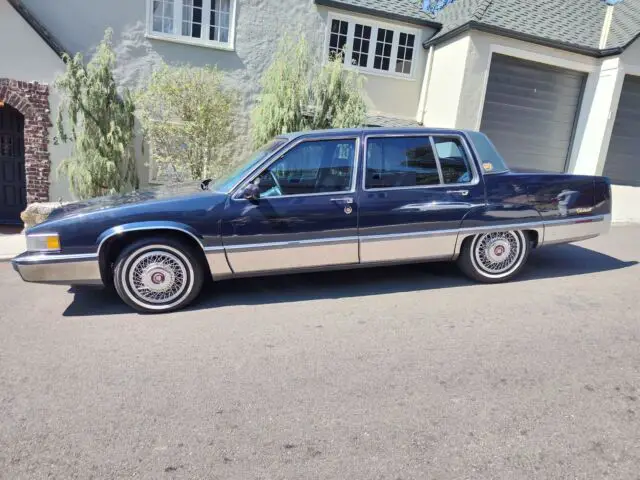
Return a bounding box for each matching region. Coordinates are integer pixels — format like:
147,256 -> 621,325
488,44 -> 597,73
145,0 -> 237,51
324,12 -> 422,81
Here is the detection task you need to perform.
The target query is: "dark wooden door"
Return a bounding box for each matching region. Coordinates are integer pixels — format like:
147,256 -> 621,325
0,104 -> 27,224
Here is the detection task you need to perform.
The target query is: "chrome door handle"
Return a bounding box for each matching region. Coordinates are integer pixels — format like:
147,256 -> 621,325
446,190 -> 469,196
330,197 -> 353,204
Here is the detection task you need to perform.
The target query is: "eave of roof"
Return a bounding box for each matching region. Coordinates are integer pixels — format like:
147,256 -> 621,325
7,0 -> 66,59
422,21 -> 634,58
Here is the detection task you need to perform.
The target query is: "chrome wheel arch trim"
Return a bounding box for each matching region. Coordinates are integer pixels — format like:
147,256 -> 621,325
96,222 -> 207,258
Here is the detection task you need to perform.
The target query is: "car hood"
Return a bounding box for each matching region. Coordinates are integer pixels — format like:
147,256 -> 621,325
47,181 -> 220,221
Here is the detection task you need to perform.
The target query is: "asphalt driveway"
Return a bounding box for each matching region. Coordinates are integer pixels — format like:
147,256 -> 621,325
1,226 -> 639,479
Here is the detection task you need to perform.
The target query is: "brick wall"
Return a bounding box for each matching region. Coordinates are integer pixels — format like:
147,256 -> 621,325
0,79 -> 51,203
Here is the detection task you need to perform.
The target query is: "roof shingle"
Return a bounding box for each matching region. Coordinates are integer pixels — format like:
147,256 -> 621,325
426,0 -> 640,55
315,0 -> 439,26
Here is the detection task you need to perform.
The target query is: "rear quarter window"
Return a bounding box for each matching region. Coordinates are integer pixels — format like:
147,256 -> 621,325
466,131 -> 510,174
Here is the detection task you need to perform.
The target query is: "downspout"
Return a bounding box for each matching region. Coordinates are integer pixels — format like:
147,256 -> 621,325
598,2 -> 615,49
416,45 -> 435,124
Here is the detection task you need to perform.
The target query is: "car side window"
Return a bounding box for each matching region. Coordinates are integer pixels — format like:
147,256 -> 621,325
258,138 -> 356,197
256,138 -> 356,197
433,137 -> 473,184
365,136 -> 440,189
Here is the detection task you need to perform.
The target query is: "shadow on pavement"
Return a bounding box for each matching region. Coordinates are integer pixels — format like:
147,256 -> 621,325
62,244 -> 637,317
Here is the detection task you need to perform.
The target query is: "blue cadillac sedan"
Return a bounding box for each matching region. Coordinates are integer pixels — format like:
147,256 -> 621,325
13,128 -> 612,313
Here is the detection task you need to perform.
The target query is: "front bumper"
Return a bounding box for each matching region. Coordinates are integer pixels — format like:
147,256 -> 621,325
12,252 -> 103,286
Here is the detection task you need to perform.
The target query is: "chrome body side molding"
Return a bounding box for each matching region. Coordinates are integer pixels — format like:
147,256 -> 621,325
360,229 -> 458,263
540,214 -> 611,246
222,237 -> 359,274
11,214 -> 611,286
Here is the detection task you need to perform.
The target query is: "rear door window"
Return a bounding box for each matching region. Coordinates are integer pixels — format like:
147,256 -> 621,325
364,135 -> 474,189
432,137 -> 473,184
365,136 -> 440,189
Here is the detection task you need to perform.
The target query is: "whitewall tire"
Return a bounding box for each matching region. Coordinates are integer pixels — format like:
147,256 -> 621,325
457,230 -> 531,283
113,237 -> 204,313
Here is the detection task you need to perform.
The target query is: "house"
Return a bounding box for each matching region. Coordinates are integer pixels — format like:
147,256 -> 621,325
1,0 -> 640,224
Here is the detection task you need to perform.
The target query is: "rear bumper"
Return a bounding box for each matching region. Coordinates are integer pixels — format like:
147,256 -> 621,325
12,252 -> 103,286
541,214 -> 612,246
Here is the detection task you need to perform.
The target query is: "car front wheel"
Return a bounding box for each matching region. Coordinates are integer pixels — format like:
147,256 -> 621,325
113,237 -> 204,313
457,230 -> 530,283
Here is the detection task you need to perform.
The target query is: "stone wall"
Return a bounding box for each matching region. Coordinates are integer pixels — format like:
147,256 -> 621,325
0,79 -> 51,203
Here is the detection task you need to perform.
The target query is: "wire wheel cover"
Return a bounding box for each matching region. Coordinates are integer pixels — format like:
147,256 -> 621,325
128,251 -> 188,304
474,231 -> 522,274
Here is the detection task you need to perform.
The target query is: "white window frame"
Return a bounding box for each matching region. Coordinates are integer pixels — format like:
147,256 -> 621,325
324,12 -> 421,81
145,0 -> 237,51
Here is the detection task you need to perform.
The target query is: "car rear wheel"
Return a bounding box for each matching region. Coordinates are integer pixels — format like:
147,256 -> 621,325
113,237 -> 204,313
457,230 -> 530,283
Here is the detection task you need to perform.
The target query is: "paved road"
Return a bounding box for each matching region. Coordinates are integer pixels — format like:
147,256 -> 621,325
1,226 -> 639,479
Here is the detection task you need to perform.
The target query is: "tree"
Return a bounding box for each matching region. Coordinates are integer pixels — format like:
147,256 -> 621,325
251,33 -> 367,148
135,63 -> 239,181
55,28 -> 138,200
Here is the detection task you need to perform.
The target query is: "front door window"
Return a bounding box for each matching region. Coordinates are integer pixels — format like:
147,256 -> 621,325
255,138 -> 356,197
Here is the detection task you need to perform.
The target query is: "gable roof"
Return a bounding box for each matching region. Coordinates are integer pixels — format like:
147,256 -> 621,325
424,0 -> 640,57
7,0 -> 66,58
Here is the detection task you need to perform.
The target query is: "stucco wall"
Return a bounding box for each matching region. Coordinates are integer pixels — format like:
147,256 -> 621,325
0,0 -> 71,201
21,0 -> 433,184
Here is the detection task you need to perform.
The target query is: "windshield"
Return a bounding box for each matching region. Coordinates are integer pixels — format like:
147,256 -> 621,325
211,138 -> 288,192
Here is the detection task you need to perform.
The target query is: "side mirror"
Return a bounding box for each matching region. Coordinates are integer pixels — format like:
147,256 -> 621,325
242,180 -> 260,201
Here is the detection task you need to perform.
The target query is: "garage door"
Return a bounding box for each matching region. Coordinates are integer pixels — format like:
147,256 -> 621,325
480,54 -> 587,172
603,75 -> 640,186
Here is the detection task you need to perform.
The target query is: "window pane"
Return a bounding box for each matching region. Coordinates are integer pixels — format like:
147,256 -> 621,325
153,16 -> 163,33
258,139 -> 356,197
374,28 -> 393,72
366,137 -> 440,188
219,27 -> 229,42
433,137 -> 472,184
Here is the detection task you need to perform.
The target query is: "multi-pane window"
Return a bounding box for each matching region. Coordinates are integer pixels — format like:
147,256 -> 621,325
395,32 -> 415,75
181,0 -> 202,38
365,136 -> 472,189
329,19 -> 349,61
326,16 -> 418,77
149,0 -> 235,48
373,28 -> 394,71
153,0 -> 175,34
351,24 -> 371,68
210,0 -> 231,43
